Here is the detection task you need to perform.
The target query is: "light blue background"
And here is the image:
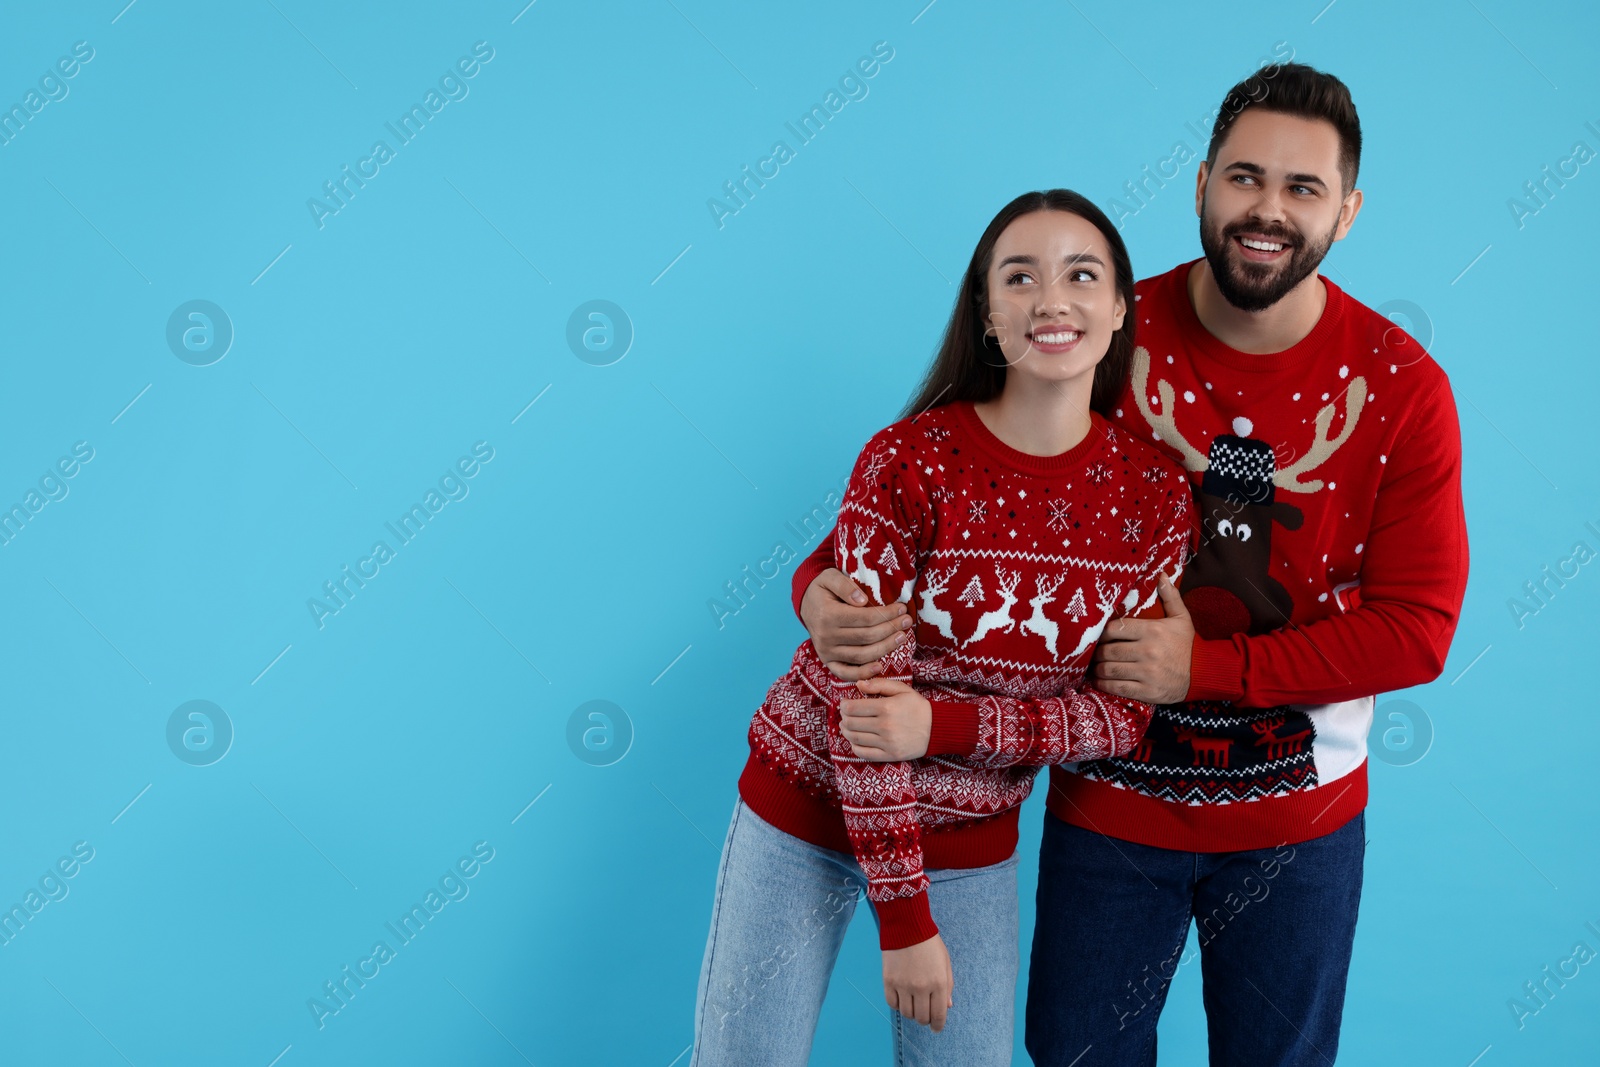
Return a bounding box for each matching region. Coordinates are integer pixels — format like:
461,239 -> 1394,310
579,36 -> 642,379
0,1 -> 1596,1064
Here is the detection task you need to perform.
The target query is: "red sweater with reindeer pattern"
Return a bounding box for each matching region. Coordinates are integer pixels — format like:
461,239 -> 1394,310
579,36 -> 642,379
739,400 -> 1194,949
792,259 -> 1470,855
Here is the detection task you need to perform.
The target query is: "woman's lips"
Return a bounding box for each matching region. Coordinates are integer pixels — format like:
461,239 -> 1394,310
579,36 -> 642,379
1028,328 -> 1082,353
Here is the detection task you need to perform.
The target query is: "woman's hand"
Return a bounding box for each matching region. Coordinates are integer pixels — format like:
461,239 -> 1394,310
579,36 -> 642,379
840,679 -> 932,761
882,933 -> 954,1032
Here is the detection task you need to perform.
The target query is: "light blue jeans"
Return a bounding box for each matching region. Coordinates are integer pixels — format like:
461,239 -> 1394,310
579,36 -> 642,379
691,797 -> 1020,1067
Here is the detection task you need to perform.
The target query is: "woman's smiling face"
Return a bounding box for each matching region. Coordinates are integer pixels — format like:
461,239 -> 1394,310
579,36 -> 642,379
983,210 -> 1126,385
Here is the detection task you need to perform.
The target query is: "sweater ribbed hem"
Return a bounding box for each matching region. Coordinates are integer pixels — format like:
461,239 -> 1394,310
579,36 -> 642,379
1044,761 -> 1368,852
926,701 -> 981,756
1185,637 -> 1245,703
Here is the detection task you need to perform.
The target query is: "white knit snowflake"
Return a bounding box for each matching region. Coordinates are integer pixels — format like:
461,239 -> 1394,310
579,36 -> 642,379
1046,499 -> 1072,531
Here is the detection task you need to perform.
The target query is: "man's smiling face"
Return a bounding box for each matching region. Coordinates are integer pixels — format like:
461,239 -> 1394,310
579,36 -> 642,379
1196,108 -> 1359,313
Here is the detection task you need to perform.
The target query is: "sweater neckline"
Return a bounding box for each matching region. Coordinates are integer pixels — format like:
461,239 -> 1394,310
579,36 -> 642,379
1167,257 -> 1346,373
951,400 -> 1106,476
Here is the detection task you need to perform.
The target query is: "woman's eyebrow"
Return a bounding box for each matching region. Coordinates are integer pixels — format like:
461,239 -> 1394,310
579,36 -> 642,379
996,252 -> 1106,268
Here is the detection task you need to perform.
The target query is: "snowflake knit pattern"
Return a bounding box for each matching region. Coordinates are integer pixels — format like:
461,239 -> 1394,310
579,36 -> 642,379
738,399 -> 1194,949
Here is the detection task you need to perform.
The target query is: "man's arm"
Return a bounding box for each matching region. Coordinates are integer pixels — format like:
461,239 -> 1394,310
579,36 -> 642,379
1097,373 -> 1469,707
792,536 -> 838,618
793,532 -> 912,682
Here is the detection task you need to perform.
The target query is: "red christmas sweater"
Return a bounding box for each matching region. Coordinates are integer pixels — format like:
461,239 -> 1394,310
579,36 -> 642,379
739,400 -> 1194,949
793,259 -> 1470,855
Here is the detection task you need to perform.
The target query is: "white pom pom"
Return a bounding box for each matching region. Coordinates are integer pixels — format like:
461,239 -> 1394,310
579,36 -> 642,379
1232,416 -> 1253,437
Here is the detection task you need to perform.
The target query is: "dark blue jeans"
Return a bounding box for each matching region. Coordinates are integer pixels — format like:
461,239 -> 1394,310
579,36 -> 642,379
1025,810 -> 1365,1067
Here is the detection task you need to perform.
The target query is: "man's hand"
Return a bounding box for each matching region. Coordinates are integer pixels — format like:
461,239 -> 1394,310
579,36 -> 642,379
840,679 -> 932,761
1092,575 -> 1195,704
800,568 -> 913,682
882,933 -> 954,1032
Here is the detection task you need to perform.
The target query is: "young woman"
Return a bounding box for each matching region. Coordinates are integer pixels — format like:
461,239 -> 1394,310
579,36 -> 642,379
690,190 -> 1196,1066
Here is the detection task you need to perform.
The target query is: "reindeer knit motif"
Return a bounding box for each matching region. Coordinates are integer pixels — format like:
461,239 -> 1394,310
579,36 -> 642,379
793,259 -> 1470,856
738,400 -> 1194,950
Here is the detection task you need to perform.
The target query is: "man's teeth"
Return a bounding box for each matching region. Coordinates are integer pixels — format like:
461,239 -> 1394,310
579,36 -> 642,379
1032,330 -> 1081,344
1240,237 -> 1285,252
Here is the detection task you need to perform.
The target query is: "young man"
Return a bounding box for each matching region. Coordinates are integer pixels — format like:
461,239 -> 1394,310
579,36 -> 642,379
788,64 -> 1468,1065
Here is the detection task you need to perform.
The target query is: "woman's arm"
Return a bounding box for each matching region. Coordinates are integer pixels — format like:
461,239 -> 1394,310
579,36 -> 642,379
840,636 -> 1158,768
804,422 -> 946,952
842,474 -> 1194,768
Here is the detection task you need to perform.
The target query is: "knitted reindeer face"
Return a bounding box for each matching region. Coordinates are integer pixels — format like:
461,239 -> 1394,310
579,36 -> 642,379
1130,347 -> 1365,638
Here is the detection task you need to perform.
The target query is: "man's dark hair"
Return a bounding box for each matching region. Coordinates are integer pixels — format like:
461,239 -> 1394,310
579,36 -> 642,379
1206,63 -> 1362,194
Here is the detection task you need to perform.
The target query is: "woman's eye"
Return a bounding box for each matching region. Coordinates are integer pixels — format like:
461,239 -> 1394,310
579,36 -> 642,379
1006,271 -> 1035,286
1071,268 -> 1098,283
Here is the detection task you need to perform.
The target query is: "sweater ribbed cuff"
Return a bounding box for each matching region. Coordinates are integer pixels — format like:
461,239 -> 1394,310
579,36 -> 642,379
926,700 -> 982,756
1185,637 -> 1245,702
874,892 -> 940,950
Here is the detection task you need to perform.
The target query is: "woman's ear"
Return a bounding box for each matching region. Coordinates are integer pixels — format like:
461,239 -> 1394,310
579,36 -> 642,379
1112,294 -> 1127,332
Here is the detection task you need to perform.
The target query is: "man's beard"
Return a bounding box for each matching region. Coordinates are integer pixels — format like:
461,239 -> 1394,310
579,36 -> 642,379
1199,197 -> 1336,313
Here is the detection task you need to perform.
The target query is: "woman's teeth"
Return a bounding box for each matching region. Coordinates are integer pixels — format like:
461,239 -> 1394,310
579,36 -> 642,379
1033,330 -> 1080,344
